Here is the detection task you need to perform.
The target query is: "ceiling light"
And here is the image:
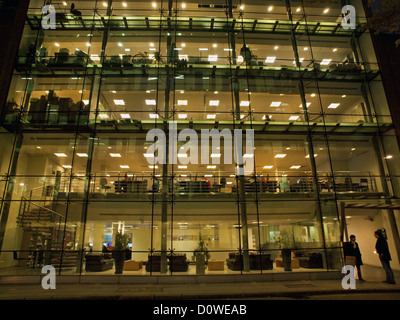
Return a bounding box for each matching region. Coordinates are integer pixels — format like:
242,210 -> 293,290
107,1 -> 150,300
213,43 -> 217,48
177,153 -> 188,158
342,95 -> 347,98
54,153 -> 67,157
265,56 -> 276,63
239,5 -> 244,10
243,154 -> 254,158
351,148 -> 356,151
204,175 -> 213,177
146,99 -> 156,105
311,93 -> 316,97
178,114 -> 187,119
385,155 -> 393,159
208,55 -> 218,62
152,2 -> 157,8
270,101 -> 281,107
274,154 -> 286,158
90,54 -> 100,61
207,114 -> 216,119
182,3 -> 186,8
114,99 -> 125,105
144,153 -> 154,158
268,6 -> 273,12
63,1 -> 67,5
328,103 -> 340,109
320,59 -> 332,65
211,154 -> 221,158
289,116 -> 300,121
149,165 -> 158,169
333,48 -> 337,52
110,153 -> 122,157
304,47 -> 308,51
76,153 -> 88,157
323,8 -> 329,14
299,103 -> 311,108
177,100 -> 187,106
290,165 -> 301,169
209,100 -> 219,106
86,43 -> 91,47
122,2 -> 127,7
199,48 -> 208,51
263,166 -> 273,169
240,101 -> 250,107
178,165 -> 187,169
237,55 -> 244,63
55,43 -> 60,47
118,43 -> 123,47
296,8 -> 301,12
149,113 -> 159,119
120,165 -> 130,169
103,2 -> 107,7
207,165 -> 216,169
120,113 -> 131,119
62,165 -> 72,169
99,114 -> 109,119
274,46 -> 279,50
82,100 -> 89,105
305,154 -> 318,158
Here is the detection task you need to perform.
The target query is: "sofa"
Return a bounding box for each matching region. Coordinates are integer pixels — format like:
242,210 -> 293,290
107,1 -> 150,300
226,252 -> 273,271
85,253 -> 114,272
295,251 -> 324,268
145,253 -> 161,272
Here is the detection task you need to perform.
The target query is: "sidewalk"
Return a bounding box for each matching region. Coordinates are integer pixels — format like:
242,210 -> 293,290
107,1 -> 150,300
0,265 -> 399,300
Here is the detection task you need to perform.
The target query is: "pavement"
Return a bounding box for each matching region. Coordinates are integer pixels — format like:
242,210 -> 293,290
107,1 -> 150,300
0,265 -> 400,300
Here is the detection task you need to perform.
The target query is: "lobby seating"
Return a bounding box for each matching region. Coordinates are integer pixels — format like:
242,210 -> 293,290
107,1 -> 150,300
168,253 -> 189,272
145,253 -> 161,272
295,251 -> 324,268
226,252 -> 274,271
85,253 -> 114,272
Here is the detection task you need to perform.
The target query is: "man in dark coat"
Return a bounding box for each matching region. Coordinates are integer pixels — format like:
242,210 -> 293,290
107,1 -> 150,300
349,235 -> 364,281
375,230 -> 396,284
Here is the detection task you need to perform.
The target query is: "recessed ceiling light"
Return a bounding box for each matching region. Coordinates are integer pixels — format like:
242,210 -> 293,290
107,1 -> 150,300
207,114 -> 216,119
265,56 -> 276,63
311,93 -> 316,97
199,48 -> 208,51
289,116 -> 300,121
103,2 -> 108,7
268,6 -> 273,12
385,155 -> 393,159
55,43 -> 60,47
99,114 -> 109,119
211,154 -> 221,158
351,148 -> 356,151
342,95 -> 347,98
270,101 -> 281,107
240,101 -> 250,107
323,8 -> 329,14
110,153 -> 121,157
55,153 -> 67,157
274,46 -> 279,50
274,154 -> 286,158
263,166 -> 273,169
204,175 -> 213,177
178,114 -> 187,119
177,100 -> 187,106
152,2 -> 157,8
120,165 -> 130,169
213,43 -> 217,48
86,43 -> 91,47
296,8 -> 301,12
328,103 -> 340,109
333,48 -> 337,52
120,113 -> 131,119
305,154 -> 318,158
209,100 -> 219,106
299,103 -> 311,108
207,165 -> 216,169
122,2 -> 127,7
118,43 -> 123,47
146,99 -> 156,105
208,55 -> 218,62
82,100 -> 89,105
62,165 -> 72,169
114,99 -> 125,105
178,165 -> 187,169
290,165 -> 301,169
320,59 -> 332,65
239,5 -> 244,10
181,3 -> 186,8
76,153 -> 88,157
304,47 -> 308,51
63,1 -> 67,5
149,113 -> 159,119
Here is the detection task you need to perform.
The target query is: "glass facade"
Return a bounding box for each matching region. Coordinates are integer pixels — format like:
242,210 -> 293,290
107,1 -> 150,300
0,0 -> 399,277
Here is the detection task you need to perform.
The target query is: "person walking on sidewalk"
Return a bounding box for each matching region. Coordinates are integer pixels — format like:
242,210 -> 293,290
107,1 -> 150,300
350,235 -> 365,281
374,229 -> 396,284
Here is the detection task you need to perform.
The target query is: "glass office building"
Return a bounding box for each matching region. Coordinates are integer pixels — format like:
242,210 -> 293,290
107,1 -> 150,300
0,0 -> 399,278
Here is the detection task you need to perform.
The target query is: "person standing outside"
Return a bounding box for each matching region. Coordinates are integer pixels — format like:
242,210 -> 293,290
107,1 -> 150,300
349,235 -> 365,281
374,229 -> 396,284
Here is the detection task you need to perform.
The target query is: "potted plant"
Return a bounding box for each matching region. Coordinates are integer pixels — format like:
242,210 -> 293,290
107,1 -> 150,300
278,229 -> 295,272
113,232 -> 129,274
191,233 -> 210,275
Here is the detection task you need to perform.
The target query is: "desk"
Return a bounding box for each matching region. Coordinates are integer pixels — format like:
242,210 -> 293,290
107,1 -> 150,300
275,258 -> 300,269
208,260 -> 224,271
123,260 -> 143,271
